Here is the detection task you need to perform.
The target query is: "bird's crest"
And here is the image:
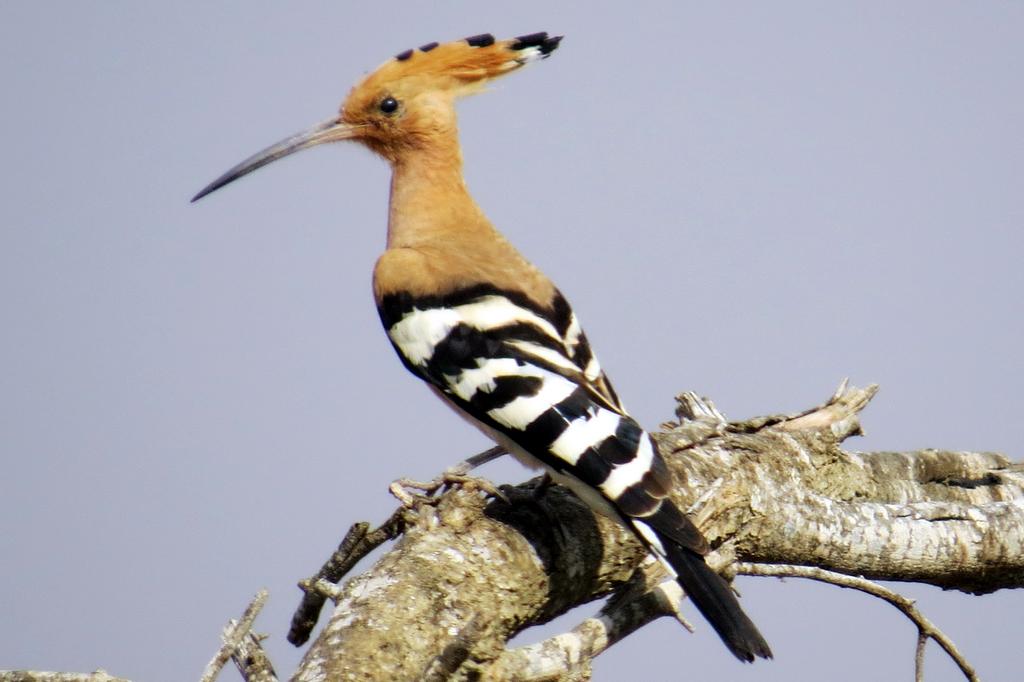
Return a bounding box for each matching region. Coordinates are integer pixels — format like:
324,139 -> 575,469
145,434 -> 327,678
353,32 -> 561,100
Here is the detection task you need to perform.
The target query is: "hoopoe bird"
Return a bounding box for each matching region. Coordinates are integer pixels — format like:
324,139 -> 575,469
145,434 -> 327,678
193,32 -> 772,662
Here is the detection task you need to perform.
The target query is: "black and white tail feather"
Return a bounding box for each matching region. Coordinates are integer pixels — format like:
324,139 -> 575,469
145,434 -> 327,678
379,284 -> 772,662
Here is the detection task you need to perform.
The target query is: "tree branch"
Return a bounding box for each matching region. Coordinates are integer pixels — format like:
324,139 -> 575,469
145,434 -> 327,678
200,589 -> 275,682
0,673 -> 130,682
10,383 -> 1017,682
287,382 -> 1022,680
288,508 -> 407,646
734,562 -> 979,682
481,563 -> 688,681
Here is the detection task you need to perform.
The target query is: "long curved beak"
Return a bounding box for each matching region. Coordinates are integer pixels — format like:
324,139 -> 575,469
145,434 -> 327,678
191,118 -> 361,202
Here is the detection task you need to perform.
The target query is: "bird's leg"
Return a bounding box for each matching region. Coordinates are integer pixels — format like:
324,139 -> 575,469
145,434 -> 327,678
390,446 -> 509,508
445,445 -> 507,477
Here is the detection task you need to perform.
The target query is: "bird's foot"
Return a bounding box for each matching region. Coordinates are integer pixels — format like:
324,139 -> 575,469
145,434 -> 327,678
389,478 -> 436,508
389,445 -> 510,508
442,472 -> 511,504
390,469 -> 509,509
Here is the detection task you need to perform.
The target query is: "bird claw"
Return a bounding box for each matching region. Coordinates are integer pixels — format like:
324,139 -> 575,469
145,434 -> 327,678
442,472 -> 511,504
389,479 -> 429,508
389,446 -> 510,508
389,470 -> 510,508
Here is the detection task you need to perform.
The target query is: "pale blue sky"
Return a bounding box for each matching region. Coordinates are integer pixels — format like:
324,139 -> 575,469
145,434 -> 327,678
2,3 -> 1022,680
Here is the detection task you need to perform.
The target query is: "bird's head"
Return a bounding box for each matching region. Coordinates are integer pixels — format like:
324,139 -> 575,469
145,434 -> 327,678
192,32 -> 561,202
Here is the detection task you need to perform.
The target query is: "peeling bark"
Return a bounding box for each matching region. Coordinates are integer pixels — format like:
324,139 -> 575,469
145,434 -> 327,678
0,674 -> 130,682
295,482 -> 647,680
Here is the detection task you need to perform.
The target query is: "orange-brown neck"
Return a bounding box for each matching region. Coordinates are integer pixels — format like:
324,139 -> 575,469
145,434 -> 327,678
376,115 -> 557,309
385,128 -> 489,250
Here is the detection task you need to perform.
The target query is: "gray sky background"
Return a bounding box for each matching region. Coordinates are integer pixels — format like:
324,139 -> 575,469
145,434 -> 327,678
2,3 -> 1022,681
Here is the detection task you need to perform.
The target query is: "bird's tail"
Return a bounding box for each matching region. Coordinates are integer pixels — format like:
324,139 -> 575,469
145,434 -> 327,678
630,513 -> 772,662
661,536 -> 773,662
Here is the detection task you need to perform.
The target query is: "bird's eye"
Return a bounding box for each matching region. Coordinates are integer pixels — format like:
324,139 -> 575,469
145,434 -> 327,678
379,97 -> 399,114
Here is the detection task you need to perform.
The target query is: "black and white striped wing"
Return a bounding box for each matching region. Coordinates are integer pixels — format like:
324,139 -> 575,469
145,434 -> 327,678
378,285 -> 771,661
378,285 -> 707,555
